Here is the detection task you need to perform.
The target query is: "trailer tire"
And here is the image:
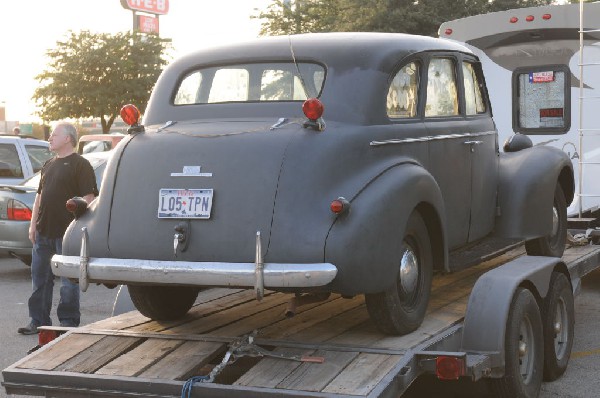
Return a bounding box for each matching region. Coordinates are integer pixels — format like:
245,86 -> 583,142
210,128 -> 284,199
490,288 -> 543,398
365,211 -> 433,335
128,285 -> 199,320
542,272 -> 574,381
525,184 -> 567,258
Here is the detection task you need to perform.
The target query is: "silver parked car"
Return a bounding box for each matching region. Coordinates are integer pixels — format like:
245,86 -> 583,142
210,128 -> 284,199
0,151 -> 112,265
0,135 -> 53,185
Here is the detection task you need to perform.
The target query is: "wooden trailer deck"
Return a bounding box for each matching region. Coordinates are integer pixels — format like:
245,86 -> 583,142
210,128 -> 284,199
3,244 -> 600,398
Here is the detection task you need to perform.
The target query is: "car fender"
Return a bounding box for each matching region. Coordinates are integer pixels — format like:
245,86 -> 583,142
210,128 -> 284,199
494,146 -> 574,239
325,162 -> 448,296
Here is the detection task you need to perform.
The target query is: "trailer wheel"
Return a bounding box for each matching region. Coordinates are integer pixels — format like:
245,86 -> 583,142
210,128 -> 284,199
490,288 -> 543,398
542,272 -> 574,381
128,285 -> 199,320
525,184 -> 567,257
365,212 -> 433,335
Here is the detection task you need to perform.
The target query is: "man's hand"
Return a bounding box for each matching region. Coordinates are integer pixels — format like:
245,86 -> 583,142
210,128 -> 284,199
29,226 -> 36,244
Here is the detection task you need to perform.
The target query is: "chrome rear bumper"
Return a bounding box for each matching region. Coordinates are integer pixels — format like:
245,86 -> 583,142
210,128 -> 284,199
51,255 -> 338,288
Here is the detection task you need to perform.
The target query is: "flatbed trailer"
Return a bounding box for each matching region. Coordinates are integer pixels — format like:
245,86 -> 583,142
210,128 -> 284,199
3,242 -> 600,398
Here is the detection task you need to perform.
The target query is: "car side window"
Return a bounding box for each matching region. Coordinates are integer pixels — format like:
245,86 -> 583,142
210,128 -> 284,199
25,145 -> 53,174
0,144 -> 23,178
387,62 -> 420,118
425,58 -> 459,117
462,62 -> 486,115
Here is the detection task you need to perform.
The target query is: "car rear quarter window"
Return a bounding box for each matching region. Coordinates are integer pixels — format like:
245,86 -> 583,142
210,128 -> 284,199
387,62 -> 420,118
425,58 -> 459,117
24,144 -> 53,173
0,144 -> 23,178
462,62 -> 486,115
173,62 -> 325,105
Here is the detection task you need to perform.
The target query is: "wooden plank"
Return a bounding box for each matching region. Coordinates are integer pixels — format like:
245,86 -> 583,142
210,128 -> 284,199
54,336 -> 142,374
233,348 -> 310,388
95,338 -> 183,377
139,340 -> 225,380
276,350 -> 359,392
322,353 -> 401,395
258,295 -> 364,340
88,310 -> 150,331
17,334 -> 105,371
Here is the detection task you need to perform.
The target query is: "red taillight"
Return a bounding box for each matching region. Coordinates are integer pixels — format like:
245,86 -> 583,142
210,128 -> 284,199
120,104 -> 141,126
38,329 -> 59,346
444,28 -> 453,35
542,13 -> 551,20
7,199 -> 32,221
302,98 -> 324,121
510,17 -> 518,23
436,356 -> 465,380
526,15 -> 534,22
330,197 -> 350,215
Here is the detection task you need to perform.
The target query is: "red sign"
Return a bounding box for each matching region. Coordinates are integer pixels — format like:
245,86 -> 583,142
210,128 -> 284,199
540,108 -> 564,118
138,15 -> 159,34
529,71 -> 554,83
121,0 -> 169,15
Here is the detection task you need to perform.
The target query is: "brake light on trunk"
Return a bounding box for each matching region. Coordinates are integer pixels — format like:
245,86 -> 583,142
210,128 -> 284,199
7,199 -> 32,221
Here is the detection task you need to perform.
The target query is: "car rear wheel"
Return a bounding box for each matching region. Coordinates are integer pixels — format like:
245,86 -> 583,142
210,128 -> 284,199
365,211 -> 433,335
525,184 -> 567,257
127,285 -> 199,320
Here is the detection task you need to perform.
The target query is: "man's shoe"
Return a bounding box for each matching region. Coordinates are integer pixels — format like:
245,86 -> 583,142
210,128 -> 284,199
17,322 -> 39,335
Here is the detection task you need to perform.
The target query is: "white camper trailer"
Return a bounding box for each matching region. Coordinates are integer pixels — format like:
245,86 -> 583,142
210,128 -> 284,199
440,2 -> 600,217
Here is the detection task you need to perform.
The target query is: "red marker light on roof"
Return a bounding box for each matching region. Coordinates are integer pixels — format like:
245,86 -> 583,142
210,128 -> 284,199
120,104 -> 141,126
444,28 -> 453,36
526,15 -> 535,22
510,17 -> 518,23
302,98 -> 324,121
543,14 -> 551,20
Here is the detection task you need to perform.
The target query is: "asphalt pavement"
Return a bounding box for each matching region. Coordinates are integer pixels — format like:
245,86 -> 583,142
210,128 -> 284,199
1,253 -> 599,397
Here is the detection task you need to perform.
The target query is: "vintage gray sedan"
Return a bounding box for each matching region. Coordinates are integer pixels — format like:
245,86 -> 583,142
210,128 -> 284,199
53,33 -> 573,335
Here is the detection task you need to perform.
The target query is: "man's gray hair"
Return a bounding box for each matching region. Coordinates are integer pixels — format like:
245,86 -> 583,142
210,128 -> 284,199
55,122 -> 78,147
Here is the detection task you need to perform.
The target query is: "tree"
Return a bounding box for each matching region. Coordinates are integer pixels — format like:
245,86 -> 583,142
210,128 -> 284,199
255,0 -> 554,37
33,31 -> 171,133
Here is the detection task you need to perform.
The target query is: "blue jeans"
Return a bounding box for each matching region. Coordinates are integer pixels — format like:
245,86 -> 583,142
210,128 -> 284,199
29,233 -> 80,327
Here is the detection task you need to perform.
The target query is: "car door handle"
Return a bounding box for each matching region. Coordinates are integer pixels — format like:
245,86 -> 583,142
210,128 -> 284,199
463,140 -> 483,145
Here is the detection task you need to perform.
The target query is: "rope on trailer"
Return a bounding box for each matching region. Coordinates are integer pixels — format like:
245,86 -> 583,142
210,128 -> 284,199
181,375 -> 210,398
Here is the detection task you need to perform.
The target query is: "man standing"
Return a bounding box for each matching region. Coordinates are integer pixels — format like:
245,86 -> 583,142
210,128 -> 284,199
18,122 -> 98,335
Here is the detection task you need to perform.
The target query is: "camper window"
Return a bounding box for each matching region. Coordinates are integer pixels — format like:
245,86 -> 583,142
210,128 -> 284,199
512,65 -> 570,134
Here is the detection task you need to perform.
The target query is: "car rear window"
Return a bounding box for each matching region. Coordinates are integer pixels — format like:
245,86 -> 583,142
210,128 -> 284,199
24,144 -> 53,174
173,62 -> 325,105
0,144 -> 23,178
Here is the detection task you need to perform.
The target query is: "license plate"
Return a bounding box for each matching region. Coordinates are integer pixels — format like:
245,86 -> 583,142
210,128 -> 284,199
158,189 -> 213,219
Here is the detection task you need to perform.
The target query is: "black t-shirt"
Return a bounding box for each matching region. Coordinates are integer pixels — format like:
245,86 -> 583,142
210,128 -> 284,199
36,153 -> 98,238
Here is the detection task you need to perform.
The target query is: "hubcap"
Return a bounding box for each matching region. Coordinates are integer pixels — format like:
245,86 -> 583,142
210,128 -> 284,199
554,297 -> 569,360
519,316 -> 535,383
399,246 -> 419,297
551,206 -> 559,237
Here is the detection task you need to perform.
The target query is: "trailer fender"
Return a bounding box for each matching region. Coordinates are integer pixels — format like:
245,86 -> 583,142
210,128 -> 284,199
325,162 -> 448,295
494,146 -> 574,239
460,255 -> 567,374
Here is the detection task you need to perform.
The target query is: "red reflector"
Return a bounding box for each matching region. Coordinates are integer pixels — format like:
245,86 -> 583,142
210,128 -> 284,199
38,329 -> 59,346
7,199 -> 32,221
510,17 -> 518,23
526,15 -> 534,22
65,199 -> 78,213
543,14 -> 551,20
436,356 -> 465,380
330,197 -> 350,214
302,98 -> 324,121
444,28 -> 453,35
120,104 -> 141,126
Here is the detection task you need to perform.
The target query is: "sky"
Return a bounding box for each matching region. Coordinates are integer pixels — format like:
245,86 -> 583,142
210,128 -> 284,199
0,0 -> 272,123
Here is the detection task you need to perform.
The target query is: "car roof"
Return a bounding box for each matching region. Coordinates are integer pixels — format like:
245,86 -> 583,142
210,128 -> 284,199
0,135 -> 49,145
145,32 -> 475,125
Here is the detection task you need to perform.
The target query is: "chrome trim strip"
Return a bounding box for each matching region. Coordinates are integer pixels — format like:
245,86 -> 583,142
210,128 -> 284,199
370,131 -> 496,147
51,255 -> 338,288
79,228 -> 90,292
